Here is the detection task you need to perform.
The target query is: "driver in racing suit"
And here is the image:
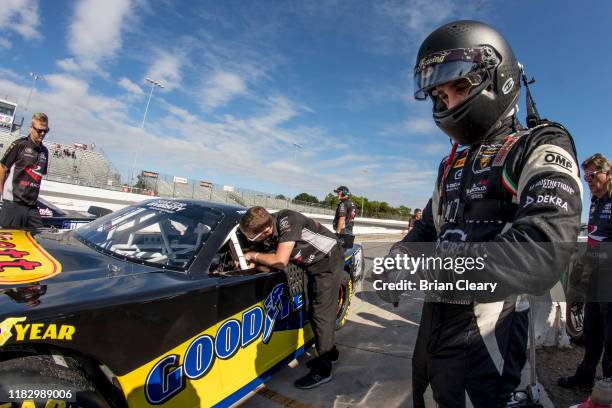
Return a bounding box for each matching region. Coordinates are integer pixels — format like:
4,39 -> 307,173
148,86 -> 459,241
379,20 -> 583,407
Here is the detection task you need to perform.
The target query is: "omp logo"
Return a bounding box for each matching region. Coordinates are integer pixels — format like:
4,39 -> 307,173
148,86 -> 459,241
0,317 -> 75,346
544,150 -> 573,171
145,284 -> 304,405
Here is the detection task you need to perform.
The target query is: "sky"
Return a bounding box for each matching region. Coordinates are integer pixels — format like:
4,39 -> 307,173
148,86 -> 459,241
0,0 -> 610,220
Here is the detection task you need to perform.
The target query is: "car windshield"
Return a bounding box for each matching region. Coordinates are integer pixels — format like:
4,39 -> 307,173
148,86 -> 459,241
75,200 -> 224,270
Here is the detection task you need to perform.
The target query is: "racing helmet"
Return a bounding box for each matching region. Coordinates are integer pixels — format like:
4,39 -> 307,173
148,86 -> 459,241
414,20 -> 521,146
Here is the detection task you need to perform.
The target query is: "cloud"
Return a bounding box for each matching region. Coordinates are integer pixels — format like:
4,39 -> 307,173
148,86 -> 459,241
65,0 -> 135,71
144,50 -> 183,91
403,117 -> 437,134
56,58 -> 81,72
0,0 -> 41,41
118,77 -> 145,98
200,71 -> 247,110
0,38 -> 12,49
0,68 -> 22,82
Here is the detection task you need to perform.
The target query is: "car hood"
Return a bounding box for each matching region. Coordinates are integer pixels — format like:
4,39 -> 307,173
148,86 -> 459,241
0,229 -> 195,317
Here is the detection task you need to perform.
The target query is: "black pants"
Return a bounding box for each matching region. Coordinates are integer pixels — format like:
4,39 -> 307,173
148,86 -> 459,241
575,302 -> 612,381
412,300 -> 528,408
0,201 -> 43,229
305,246 -> 344,374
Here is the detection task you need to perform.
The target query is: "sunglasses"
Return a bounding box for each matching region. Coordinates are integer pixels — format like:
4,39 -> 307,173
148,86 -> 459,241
32,126 -> 50,134
584,170 -> 606,182
244,228 -> 267,242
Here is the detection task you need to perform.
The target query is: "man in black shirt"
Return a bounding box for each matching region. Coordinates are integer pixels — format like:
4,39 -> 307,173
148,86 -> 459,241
332,186 -> 356,234
240,206 -> 343,389
0,112 -> 50,229
559,153 -> 612,390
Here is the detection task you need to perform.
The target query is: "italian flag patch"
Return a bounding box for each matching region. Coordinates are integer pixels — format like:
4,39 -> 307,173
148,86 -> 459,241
502,165 -> 517,196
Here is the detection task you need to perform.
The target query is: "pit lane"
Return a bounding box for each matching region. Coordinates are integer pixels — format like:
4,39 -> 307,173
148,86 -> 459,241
243,237 -> 555,408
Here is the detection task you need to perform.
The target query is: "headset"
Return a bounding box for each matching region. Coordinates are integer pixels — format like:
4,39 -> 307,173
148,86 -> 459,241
335,186 -> 350,198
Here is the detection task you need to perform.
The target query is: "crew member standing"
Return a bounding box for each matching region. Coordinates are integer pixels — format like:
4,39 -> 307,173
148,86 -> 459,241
240,206 -> 343,389
332,186 -> 356,234
378,20 -> 582,406
559,153 -> 612,391
0,112 -> 50,229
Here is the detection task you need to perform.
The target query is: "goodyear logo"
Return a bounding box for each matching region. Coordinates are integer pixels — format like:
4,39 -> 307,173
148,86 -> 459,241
0,231 -> 62,285
0,317 -> 75,346
145,284 -> 303,405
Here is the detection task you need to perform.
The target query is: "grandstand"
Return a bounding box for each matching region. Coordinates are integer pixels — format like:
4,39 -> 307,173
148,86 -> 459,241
0,130 -> 121,190
0,128 -> 335,216
140,172 -> 334,215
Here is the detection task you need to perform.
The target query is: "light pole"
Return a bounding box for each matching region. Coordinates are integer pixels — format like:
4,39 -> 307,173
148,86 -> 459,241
140,78 -> 164,129
360,169 -> 368,218
24,72 -> 43,114
131,78 -> 164,189
292,142 -> 303,162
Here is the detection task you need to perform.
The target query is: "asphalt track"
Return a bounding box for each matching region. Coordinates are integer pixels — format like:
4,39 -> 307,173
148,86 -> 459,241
243,238 -> 431,407
243,238 -> 554,408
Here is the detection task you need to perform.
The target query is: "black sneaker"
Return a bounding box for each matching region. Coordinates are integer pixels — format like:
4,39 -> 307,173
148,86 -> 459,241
558,375 -> 594,391
294,370 -> 333,389
306,347 -> 339,369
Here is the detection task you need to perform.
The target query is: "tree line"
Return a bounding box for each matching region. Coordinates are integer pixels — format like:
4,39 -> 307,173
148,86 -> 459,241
282,193 -> 413,219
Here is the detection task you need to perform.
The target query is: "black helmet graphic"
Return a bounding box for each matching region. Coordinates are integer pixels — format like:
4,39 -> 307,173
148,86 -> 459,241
414,20 -> 520,145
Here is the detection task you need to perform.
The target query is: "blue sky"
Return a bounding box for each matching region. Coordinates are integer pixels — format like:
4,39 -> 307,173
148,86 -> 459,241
0,0 -> 610,220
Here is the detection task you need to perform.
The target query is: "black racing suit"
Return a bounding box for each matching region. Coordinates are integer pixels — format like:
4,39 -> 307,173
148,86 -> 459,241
0,136 -> 48,228
573,193 -> 612,382
333,198 -> 356,234
401,118 -> 582,407
262,210 -> 344,374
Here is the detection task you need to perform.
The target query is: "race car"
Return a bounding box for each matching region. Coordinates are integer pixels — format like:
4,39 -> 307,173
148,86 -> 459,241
0,199 -> 364,407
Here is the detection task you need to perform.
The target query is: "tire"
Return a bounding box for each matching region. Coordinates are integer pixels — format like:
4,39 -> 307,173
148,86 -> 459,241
335,270 -> 353,330
566,300 -> 585,344
0,355 -> 111,408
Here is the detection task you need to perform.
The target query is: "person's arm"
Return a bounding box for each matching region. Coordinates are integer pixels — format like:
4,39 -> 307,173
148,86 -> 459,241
335,202 -> 347,233
42,147 -> 49,175
245,241 -> 296,269
0,164 -> 7,197
336,217 -> 345,234
0,141 -> 19,198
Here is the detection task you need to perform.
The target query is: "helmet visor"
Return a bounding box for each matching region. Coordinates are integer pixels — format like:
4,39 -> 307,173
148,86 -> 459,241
413,47 -> 494,100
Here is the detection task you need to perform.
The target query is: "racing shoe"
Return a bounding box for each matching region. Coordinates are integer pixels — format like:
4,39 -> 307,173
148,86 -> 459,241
294,370 -> 333,389
558,375 -> 594,391
306,347 -> 339,369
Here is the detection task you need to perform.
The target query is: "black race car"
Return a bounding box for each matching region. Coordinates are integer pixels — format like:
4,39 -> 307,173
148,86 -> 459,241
0,199 -> 363,407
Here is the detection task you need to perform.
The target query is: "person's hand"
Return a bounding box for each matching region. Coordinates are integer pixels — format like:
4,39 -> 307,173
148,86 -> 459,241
244,251 -> 258,263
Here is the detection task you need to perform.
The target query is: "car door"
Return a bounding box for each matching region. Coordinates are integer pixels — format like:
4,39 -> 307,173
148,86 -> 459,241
211,228 -> 313,406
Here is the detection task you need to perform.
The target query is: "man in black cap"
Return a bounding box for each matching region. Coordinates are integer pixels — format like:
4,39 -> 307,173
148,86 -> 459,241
332,186 -> 356,235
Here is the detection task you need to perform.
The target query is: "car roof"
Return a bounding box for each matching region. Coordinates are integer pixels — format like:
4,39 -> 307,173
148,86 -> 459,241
141,198 -> 245,219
